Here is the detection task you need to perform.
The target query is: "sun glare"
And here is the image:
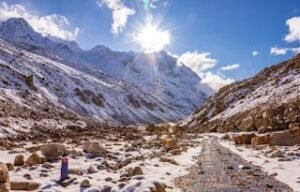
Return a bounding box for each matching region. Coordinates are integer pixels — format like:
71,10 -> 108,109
133,24 -> 171,53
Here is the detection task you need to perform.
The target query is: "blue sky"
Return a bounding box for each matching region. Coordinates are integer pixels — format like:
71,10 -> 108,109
1,0 -> 300,90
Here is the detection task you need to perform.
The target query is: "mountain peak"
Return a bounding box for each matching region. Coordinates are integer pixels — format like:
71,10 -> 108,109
0,17 -> 48,48
0,18 -> 35,37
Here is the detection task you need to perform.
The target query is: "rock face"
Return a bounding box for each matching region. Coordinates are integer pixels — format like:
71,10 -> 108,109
0,164 -> 10,192
183,54 -> 300,135
83,141 -> 107,158
270,128 -> 300,146
251,135 -> 271,145
239,116 -> 255,131
40,143 -> 67,162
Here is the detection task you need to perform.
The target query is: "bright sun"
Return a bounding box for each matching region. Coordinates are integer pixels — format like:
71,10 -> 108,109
133,24 -> 171,53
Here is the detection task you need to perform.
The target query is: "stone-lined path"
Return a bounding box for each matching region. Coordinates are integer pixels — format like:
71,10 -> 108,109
176,137 -> 292,192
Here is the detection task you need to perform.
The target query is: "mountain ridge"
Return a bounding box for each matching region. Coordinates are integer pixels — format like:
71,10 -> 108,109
0,18 -> 211,134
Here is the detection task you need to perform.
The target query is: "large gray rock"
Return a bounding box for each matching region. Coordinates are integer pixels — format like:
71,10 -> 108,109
40,143 -> 68,161
83,141 -> 107,158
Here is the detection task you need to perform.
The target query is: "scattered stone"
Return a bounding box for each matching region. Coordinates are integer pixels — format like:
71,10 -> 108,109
80,179 -> 90,188
133,166 -> 143,176
114,158 -> 132,170
23,173 -> 33,180
151,181 -> 166,192
105,177 -> 113,182
87,165 -> 98,174
14,154 -> 24,166
69,168 -> 84,176
270,150 -> 284,158
100,185 -> 112,192
221,134 -> 231,140
58,178 -> 76,187
10,181 -> 40,191
169,149 -> 181,155
159,157 -> 179,165
42,162 -> 54,169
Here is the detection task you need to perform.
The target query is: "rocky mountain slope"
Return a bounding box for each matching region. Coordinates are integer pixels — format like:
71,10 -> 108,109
0,18 -> 210,134
183,54 -> 300,133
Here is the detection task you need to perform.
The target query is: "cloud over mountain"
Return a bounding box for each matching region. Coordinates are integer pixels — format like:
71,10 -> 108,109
0,2 -> 79,40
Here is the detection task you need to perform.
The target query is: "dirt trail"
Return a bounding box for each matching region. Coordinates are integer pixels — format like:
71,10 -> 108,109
176,137 -> 292,192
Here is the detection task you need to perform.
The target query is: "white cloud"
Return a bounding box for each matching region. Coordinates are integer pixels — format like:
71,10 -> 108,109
270,46 -> 288,55
0,2 -> 79,40
178,51 -> 217,74
148,0 -> 169,9
199,71 -> 234,91
98,0 -> 135,34
285,16 -> 300,43
221,64 -> 240,71
270,46 -> 300,56
252,50 -> 259,56
177,51 -> 234,91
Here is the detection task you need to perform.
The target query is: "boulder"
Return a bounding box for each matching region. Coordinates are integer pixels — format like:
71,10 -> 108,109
239,116 -> 255,131
270,128 -> 300,146
251,135 -> 271,145
0,163 -> 10,192
80,179 -> 90,188
151,182 -> 166,192
164,138 -> 178,151
169,149 -> 182,155
14,154 -> 24,166
69,168 -> 84,176
87,166 -> 98,174
40,143 -> 67,162
159,157 -> 179,165
10,181 -> 40,191
270,150 -> 284,158
26,153 -> 43,166
133,166 -> 143,176
221,134 -> 231,140
83,141 -> 107,158
232,133 -> 256,145
66,121 -> 86,132
5,163 -> 14,171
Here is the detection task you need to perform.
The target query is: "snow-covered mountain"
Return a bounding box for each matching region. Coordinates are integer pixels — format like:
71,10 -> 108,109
0,18 -> 209,128
183,54 -> 300,133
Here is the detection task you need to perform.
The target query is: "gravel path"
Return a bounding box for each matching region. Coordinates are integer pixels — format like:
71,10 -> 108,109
175,137 -> 293,192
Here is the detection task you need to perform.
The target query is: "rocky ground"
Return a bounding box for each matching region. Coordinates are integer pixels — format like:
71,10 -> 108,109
0,124 -> 299,191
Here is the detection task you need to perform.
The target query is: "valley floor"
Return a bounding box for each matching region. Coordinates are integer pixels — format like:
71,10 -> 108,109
0,132 -> 299,192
